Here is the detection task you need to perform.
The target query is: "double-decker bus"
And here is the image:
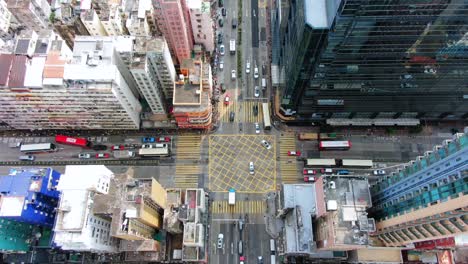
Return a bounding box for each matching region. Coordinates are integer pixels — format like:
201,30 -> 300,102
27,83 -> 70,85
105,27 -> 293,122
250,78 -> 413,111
305,158 -> 336,167
138,144 -> 170,157
262,103 -> 271,130
20,143 -> 57,153
55,135 -> 92,148
340,159 -> 373,168
319,140 -> 351,151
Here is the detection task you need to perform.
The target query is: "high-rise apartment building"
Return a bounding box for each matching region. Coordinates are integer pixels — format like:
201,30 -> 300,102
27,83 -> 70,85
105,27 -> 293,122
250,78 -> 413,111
273,0 -> 468,125
370,132 -> 468,247
187,0 -> 214,52
153,0 -> 194,64
6,0 -> 51,32
0,0 -> 12,42
129,37 -> 176,115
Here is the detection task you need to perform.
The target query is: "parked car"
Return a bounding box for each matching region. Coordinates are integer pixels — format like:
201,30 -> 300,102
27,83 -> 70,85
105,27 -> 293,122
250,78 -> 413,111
219,60 -> 224,70
373,169 -> 386,175
218,33 -> 223,44
220,44 -> 225,55
142,137 -> 155,143
254,66 -> 259,78
95,153 -> 110,159
337,169 -> 349,175
222,7 -> 226,16
156,137 -> 170,142
261,140 -> 271,150
217,234 -> 224,249
304,176 -> 315,182
231,70 -> 236,79
19,155 -> 35,161
111,145 -> 124,151
92,144 -> 107,151
218,18 -> 224,27
288,151 -> 301,156
246,62 -> 251,73
78,153 -> 91,159
257,256 -> 263,264
255,123 -> 260,134
141,144 -> 153,149
224,95 -> 230,105
303,169 -> 317,175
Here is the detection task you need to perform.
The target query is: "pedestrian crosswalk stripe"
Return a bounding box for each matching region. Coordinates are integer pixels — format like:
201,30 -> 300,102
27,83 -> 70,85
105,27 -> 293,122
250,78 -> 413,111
211,200 -> 266,214
279,134 -> 300,183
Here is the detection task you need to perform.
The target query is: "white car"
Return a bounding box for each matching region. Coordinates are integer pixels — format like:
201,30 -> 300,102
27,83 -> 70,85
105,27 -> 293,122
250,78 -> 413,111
254,86 -> 260,97
254,66 -> 259,79
217,234 -> 224,249
246,62 -> 251,73
231,70 -> 236,79
261,140 -> 271,150
254,123 -> 260,134
141,144 -> 153,149
220,44 -> 225,55
219,60 -> 224,70
373,169 -> 386,176
249,161 -> 255,174
78,153 -> 91,159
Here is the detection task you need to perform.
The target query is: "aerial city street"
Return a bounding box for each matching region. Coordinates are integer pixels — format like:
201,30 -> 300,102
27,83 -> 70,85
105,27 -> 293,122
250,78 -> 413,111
0,0 -> 466,263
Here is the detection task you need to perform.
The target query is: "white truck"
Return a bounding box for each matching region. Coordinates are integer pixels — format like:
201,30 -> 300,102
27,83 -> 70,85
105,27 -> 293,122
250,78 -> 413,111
229,39 -> 236,54
113,150 -> 136,159
228,188 -> 236,205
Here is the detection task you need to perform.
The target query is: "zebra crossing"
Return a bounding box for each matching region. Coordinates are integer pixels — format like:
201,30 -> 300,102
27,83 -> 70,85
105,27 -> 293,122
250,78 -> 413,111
174,135 -> 202,188
279,134 -> 300,183
218,101 -> 264,123
174,165 -> 200,188
211,200 -> 266,214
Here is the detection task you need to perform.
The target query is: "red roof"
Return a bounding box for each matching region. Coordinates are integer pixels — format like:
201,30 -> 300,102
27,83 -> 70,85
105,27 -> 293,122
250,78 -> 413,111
0,54 -> 14,86
8,56 -> 28,88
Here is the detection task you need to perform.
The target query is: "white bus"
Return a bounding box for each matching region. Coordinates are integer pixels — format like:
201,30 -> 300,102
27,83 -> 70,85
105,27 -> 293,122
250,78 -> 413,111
319,140 -> 351,151
262,103 -> 271,130
20,143 -> 57,153
138,145 -> 170,157
341,159 -> 373,168
305,159 -> 336,167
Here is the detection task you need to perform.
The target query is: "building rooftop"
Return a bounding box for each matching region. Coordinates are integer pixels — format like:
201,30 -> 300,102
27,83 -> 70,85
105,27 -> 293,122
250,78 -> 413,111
0,54 -> 14,86
281,184 -> 317,254
8,55 -> 27,88
24,56 -> 46,88
173,60 -> 202,105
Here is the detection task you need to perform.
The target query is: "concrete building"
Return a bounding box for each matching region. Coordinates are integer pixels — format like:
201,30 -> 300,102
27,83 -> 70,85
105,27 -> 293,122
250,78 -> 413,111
6,0 -> 51,32
0,0 -> 13,41
186,0 -> 214,52
53,165 -> 118,252
129,37 -> 176,115
125,0 -> 158,37
314,176 -> 374,251
0,168 -> 61,227
272,0 -> 468,124
153,0 -> 193,64
52,1 -> 90,49
93,168 -> 167,262
370,132 -> 468,247
81,9 -> 108,36
172,59 -> 213,130
0,35 -> 142,130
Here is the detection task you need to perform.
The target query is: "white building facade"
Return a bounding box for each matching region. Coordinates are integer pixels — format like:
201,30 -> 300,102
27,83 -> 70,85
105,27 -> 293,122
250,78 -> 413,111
53,165 -> 118,252
0,0 -> 12,41
187,0 -> 214,52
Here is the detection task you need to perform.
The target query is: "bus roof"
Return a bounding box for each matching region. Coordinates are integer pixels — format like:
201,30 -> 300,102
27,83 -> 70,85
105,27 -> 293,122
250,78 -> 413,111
342,159 -> 373,167
20,143 -> 54,151
138,147 -> 169,155
306,158 -> 336,166
320,141 -> 350,147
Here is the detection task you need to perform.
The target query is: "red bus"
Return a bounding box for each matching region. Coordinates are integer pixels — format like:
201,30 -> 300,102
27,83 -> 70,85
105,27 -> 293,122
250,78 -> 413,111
319,141 -> 351,151
55,135 -> 92,148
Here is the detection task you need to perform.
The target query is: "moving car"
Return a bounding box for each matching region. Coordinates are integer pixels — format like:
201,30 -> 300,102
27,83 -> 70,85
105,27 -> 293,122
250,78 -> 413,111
218,18 -> 223,27
246,62 -> 251,73
255,123 -> 260,134
217,234 -> 224,249
141,144 -> 153,149
224,95 -> 230,105
373,169 -> 386,175
111,145 -> 124,151
96,153 -> 110,158
321,168 -> 333,174
142,137 -> 155,143
304,176 -> 315,182
303,169 -> 317,175
261,140 -> 271,150
19,155 -> 35,161
156,137 -> 170,142
219,60 -> 224,70
217,33 -> 223,44
249,162 -> 255,175
253,105 -> 258,116
229,111 -> 235,122
258,256 -> 263,264
254,86 -> 260,97
222,7 -> 226,16
287,151 -> 301,156
337,169 -> 350,175
231,70 -> 236,79
220,44 -> 225,55
78,153 -> 91,159
254,66 -> 259,79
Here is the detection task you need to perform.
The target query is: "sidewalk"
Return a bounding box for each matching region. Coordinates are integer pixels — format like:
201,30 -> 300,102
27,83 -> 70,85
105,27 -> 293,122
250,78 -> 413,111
264,192 -> 283,239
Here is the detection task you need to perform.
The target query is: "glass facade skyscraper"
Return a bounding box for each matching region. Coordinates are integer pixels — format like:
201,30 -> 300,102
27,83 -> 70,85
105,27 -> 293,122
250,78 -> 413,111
273,0 -> 468,124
